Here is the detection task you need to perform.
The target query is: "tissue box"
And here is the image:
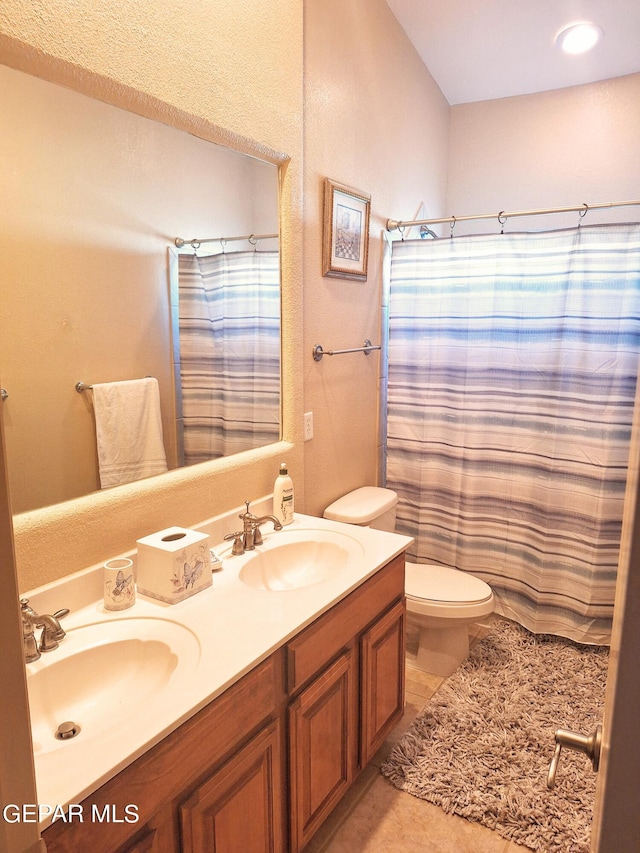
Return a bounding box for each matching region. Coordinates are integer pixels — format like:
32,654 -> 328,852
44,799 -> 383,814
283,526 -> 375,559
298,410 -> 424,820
136,526 -> 212,604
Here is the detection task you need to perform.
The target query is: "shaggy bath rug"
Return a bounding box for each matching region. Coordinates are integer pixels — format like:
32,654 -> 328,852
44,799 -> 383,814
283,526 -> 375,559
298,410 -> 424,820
381,620 -> 609,852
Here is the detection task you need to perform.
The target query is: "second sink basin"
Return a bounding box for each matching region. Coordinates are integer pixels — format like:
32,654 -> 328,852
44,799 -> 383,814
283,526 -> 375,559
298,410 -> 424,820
27,617 -> 201,755
239,528 -> 365,591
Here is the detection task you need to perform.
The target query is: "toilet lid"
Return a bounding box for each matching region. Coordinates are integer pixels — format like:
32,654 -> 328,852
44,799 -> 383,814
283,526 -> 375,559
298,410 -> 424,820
405,563 -> 492,604
323,486 -> 398,525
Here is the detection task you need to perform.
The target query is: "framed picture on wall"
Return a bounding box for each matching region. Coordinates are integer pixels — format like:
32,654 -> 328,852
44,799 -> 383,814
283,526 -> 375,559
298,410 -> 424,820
322,178 -> 371,280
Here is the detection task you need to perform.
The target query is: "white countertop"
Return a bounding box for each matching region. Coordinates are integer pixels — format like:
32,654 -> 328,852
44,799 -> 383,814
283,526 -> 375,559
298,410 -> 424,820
25,511 -> 411,829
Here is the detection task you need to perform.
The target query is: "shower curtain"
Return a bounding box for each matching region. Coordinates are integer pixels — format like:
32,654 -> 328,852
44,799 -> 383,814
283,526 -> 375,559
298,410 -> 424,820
386,223 -> 640,644
177,249 -> 280,462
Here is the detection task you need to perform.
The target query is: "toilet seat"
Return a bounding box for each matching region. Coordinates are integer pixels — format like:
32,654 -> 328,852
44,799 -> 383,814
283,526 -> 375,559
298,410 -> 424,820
405,562 -> 494,620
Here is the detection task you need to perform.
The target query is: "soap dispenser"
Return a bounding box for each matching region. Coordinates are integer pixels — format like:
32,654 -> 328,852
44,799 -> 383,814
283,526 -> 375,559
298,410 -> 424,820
274,462 -> 294,525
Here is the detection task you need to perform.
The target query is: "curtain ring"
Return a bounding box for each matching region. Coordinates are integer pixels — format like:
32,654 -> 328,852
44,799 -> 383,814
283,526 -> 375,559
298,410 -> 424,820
449,216 -> 456,239
248,234 -> 258,249
498,211 -> 507,235
220,238 -> 226,253
398,224 -> 406,241
579,203 -> 588,226
190,239 -> 201,252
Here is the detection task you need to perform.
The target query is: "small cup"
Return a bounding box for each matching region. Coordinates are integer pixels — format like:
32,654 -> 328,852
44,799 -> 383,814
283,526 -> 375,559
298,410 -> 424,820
104,557 -> 136,611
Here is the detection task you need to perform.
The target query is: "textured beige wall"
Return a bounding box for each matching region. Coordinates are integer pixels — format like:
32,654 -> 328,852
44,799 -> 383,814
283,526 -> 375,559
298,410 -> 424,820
447,73 -> 640,233
302,0 -> 450,517
0,0 -> 304,592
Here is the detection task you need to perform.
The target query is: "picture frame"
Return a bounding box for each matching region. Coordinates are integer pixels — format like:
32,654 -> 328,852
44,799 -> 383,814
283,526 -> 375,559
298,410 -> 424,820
322,178 -> 371,280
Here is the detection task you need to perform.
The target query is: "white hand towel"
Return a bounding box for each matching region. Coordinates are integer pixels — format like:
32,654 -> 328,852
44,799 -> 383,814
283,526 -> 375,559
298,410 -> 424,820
92,378 -> 168,488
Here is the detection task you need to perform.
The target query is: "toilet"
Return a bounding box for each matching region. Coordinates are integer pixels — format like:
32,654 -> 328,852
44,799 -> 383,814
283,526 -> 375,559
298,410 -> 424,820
323,486 -> 494,676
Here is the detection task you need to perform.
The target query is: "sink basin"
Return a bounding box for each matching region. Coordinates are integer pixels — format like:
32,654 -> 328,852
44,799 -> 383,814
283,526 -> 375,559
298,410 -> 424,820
239,529 -> 365,591
27,617 -> 200,755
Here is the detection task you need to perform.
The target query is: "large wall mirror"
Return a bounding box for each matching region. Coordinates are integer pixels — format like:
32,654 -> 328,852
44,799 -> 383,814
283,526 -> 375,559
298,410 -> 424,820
0,63 -> 281,514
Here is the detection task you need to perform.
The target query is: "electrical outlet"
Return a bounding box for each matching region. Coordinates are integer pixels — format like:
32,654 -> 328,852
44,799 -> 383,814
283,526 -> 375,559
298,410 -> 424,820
304,411 -> 314,441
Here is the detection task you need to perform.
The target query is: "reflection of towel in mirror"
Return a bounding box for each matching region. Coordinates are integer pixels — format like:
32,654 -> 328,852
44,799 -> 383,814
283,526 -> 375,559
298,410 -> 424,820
92,378 -> 168,488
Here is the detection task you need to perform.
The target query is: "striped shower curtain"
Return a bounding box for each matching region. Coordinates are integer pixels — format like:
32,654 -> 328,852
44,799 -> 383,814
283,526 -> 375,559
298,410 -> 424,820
177,249 -> 280,462
386,223 -> 640,644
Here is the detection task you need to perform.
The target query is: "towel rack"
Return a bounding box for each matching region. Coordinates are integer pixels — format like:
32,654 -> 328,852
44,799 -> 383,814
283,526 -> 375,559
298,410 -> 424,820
0,388 -> 8,401
76,377 -> 154,392
312,339 -> 381,362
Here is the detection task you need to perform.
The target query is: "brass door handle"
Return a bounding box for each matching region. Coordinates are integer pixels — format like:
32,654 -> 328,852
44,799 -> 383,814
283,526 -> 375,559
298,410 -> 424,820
547,724 -> 602,789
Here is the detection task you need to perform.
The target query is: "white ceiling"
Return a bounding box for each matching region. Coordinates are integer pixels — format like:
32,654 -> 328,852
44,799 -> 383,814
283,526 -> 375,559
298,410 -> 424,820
385,0 -> 640,105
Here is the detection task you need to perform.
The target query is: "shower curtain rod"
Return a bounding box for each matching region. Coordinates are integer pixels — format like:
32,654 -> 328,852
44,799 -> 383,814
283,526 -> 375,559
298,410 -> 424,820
386,199 -> 640,233
174,232 -> 278,249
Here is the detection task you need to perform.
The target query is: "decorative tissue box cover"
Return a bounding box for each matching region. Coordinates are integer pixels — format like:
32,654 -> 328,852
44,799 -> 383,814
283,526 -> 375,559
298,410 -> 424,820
136,526 -> 212,604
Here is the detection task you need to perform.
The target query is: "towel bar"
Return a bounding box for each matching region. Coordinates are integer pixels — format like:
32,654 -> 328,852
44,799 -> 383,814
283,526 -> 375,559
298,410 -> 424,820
313,339 -> 381,362
76,377 -> 154,392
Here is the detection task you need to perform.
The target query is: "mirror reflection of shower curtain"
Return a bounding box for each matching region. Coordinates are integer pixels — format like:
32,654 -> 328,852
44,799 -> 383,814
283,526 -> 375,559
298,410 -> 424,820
177,250 -> 280,462
386,223 -> 640,644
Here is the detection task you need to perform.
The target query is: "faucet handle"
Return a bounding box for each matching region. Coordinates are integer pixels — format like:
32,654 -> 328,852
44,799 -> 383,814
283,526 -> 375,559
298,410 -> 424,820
224,531 -> 245,556
50,609 -> 70,640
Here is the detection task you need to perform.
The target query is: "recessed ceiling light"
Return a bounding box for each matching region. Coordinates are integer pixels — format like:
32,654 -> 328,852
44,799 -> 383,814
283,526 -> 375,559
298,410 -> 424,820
556,22 -> 603,55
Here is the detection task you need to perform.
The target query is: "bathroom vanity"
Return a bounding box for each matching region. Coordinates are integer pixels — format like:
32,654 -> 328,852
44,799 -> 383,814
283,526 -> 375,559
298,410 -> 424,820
28,513 -> 410,853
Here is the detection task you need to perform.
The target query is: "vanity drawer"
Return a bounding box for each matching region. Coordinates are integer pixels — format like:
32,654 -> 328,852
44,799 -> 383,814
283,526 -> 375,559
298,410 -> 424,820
285,554 -> 405,695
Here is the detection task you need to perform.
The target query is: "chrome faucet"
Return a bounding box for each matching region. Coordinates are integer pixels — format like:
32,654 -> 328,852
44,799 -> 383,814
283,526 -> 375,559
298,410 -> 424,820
239,501 -> 283,551
20,599 -> 69,663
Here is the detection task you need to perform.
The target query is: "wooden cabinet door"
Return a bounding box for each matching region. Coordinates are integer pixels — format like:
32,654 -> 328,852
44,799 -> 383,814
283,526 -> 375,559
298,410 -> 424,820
121,826 -> 164,852
288,648 -> 357,852
180,719 -> 284,853
360,599 -> 406,766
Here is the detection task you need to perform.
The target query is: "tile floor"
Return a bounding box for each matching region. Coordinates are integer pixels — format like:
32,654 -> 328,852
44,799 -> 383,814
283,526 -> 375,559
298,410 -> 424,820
306,622 -> 532,853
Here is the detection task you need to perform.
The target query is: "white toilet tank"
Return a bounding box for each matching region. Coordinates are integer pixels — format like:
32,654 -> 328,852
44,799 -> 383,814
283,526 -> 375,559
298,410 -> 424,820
323,486 -> 398,532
